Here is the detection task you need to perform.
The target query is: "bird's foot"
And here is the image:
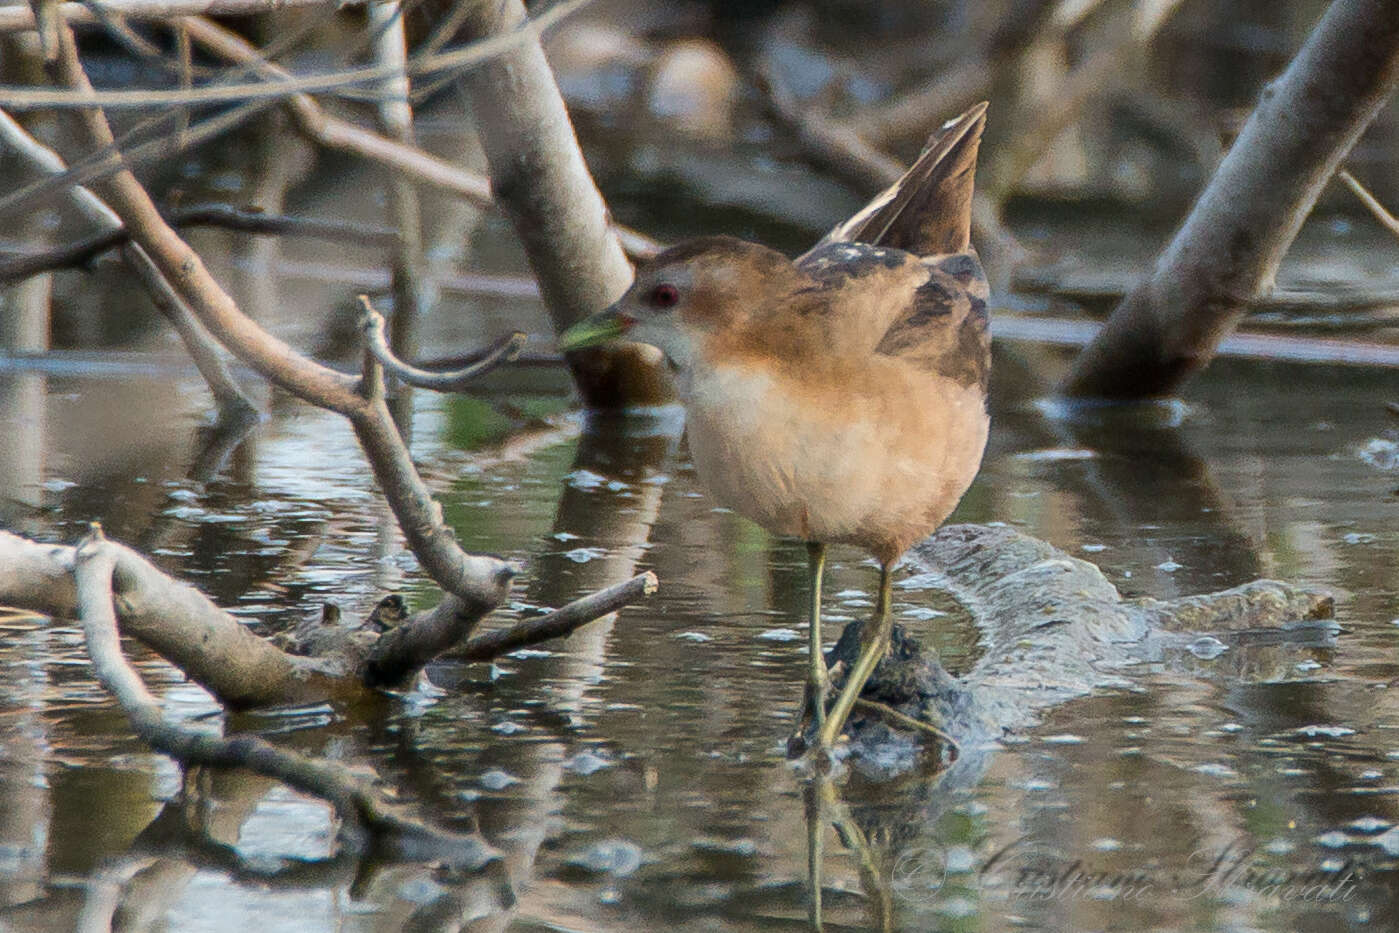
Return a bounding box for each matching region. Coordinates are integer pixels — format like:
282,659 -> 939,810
787,661 -> 842,759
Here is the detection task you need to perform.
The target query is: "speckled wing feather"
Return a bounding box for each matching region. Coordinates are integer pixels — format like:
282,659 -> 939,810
803,102 -> 987,259
875,253 -> 991,392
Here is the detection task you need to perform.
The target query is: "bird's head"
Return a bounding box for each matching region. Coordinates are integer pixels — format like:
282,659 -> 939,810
558,236 -> 798,381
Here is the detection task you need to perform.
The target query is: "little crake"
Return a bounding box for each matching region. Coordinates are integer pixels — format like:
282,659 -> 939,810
561,104 -> 992,753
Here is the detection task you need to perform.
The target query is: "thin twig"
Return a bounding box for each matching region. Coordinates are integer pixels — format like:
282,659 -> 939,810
1338,168 -> 1399,241
358,297 -> 525,392
180,15 -> 663,260
0,0 -> 590,109
0,0 -> 363,31
71,525 -> 498,862
853,698 -> 961,753
453,572 -> 659,662
0,204 -> 399,283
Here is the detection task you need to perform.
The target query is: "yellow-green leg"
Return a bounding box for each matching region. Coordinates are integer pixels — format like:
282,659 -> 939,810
818,561 -> 894,748
804,541 -> 829,734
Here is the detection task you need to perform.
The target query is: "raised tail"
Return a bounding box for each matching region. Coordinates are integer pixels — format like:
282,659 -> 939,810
804,102 -> 987,258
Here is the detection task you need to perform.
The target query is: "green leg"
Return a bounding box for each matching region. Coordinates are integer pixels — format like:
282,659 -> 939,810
818,561 -> 894,749
804,541 -> 829,733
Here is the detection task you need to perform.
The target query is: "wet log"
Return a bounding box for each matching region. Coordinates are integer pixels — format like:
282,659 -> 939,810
823,524 -> 1335,769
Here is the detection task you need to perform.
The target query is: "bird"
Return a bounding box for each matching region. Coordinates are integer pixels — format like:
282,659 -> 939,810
560,104 -> 991,753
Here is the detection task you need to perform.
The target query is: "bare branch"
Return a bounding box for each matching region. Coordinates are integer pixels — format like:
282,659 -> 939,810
0,204 -> 399,283
0,0 -> 589,109
1338,168 -> 1399,242
71,526 -> 498,862
43,14 -> 514,610
452,571 -> 659,663
1061,0 -> 1399,398
179,15 -> 663,260
0,530 -> 331,708
358,297 -> 524,392
0,0 -> 363,32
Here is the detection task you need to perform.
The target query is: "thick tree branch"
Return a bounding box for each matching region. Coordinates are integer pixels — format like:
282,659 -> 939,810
453,0 -> 672,408
1061,0 -> 1399,398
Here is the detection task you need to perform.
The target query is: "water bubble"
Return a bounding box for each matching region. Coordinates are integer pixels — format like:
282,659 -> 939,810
1187,636 -> 1228,659
756,628 -> 801,642
479,769 -> 520,791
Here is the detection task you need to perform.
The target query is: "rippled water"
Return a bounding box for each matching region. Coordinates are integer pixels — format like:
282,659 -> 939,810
2,329 -> 1397,930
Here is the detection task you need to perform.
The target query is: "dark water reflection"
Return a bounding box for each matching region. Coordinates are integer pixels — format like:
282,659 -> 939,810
1,337 -> 1398,930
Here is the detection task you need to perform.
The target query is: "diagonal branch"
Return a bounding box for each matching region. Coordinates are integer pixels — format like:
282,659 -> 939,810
43,14 -> 513,609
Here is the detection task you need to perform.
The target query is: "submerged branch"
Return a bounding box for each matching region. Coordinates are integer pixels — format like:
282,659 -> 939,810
71,526 -> 497,862
359,297 -> 525,391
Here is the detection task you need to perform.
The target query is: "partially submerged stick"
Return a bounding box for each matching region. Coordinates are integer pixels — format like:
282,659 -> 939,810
71,524 -> 498,861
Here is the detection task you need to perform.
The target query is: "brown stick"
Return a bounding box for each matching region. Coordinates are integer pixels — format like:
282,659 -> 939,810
450,571 -> 659,663
1061,0 -> 1399,398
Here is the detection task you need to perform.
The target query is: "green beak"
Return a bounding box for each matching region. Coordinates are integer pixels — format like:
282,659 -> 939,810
558,308 -> 627,352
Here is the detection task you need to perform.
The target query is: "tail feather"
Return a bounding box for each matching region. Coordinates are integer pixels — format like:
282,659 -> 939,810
805,103 -> 987,258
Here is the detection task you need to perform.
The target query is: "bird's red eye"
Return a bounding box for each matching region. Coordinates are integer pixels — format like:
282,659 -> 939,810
649,283 -> 680,309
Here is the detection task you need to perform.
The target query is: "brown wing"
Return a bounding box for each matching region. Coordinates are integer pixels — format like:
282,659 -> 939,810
803,102 -> 987,259
874,253 -> 991,393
